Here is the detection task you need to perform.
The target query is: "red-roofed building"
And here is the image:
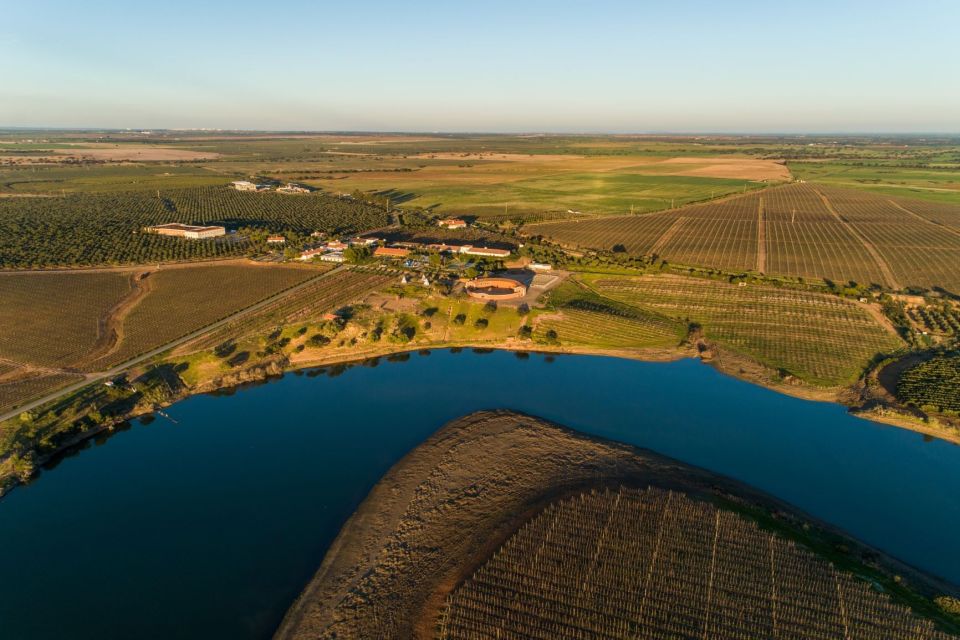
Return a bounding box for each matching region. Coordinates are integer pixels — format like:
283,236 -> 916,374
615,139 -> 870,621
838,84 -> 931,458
374,246 -> 411,259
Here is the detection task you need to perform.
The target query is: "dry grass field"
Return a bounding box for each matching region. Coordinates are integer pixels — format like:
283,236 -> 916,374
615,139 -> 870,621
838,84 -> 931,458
442,486 -> 953,640
528,183 -> 960,293
582,274 -> 903,385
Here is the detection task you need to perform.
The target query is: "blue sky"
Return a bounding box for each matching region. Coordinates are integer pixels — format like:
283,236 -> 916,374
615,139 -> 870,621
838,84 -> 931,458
3,0 -> 958,132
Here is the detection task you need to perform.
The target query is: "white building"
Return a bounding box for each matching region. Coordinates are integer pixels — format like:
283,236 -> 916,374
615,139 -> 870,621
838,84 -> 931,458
320,252 -> 345,263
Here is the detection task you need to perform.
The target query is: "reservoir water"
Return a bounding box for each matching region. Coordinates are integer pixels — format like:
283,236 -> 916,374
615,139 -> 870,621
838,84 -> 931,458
1,350 -> 958,639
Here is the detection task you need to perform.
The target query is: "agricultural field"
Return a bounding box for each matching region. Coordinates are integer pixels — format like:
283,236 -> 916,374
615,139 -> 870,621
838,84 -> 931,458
789,161 -> 960,206
0,372 -> 83,414
0,271 -> 135,369
181,269 -> 394,353
441,486 -> 953,640
583,274 -> 903,385
528,183 -> 960,293
818,186 -> 960,293
896,353 -> 960,415
88,264 -> 319,369
0,187 -> 387,268
535,281 -> 683,349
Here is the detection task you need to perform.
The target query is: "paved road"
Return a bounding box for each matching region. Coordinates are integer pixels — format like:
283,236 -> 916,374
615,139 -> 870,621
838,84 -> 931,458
0,265 -> 346,423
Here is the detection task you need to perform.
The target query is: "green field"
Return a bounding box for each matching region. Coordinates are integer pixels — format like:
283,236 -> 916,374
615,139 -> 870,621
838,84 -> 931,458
581,273 -> 903,385
789,161 -> 960,205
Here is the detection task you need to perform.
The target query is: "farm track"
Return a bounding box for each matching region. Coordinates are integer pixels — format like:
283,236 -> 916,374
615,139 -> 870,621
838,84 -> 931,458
0,266 -> 348,424
887,200 -> 960,241
649,217 -> 687,257
84,270 -> 155,365
756,196 -> 766,273
814,188 -> 901,290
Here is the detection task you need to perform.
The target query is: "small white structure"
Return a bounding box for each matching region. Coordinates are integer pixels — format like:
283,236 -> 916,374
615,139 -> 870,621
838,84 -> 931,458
400,274 -> 409,285
320,252 -> 345,263
421,275 -> 430,286
326,240 -> 348,251
277,183 -> 312,194
267,235 -> 286,244
529,262 -> 552,272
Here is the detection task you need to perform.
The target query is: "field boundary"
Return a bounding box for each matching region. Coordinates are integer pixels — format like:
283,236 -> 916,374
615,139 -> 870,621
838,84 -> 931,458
815,188 -> 901,289
887,200 -> 960,240
649,216 -> 687,257
756,195 -> 766,273
0,266 -> 346,423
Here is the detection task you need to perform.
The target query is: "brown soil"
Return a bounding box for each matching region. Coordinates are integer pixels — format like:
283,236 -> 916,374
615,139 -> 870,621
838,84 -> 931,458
273,411 -> 957,640
84,270 -> 155,365
0,144 -> 220,163
657,156 -> 791,181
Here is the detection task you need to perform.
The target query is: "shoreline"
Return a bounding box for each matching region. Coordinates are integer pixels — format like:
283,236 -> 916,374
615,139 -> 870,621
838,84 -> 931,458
3,339 -> 957,500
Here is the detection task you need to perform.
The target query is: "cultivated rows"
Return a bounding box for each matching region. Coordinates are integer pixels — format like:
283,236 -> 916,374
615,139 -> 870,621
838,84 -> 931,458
441,487 -> 950,640
186,269 -> 393,350
0,271 -> 134,369
535,307 -> 679,349
89,265 -> 317,369
897,353 -> 960,414
0,187 -> 387,268
528,183 -> 960,292
589,275 -> 902,385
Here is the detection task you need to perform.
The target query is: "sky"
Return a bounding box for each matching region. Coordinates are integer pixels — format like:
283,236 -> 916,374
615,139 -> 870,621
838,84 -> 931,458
2,0 -> 959,133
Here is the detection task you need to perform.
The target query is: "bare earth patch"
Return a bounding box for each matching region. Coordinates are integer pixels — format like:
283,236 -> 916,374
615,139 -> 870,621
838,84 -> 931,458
656,156 -> 791,180
1,144 -> 220,163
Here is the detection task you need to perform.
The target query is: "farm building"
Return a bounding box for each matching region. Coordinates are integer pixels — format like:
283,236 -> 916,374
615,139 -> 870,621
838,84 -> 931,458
460,246 -> 511,258
438,218 -> 468,229
529,262 -> 552,271
299,248 -> 325,261
267,235 -> 286,244
326,240 -> 348,251
320,252 -> 345,263
230,180 -> 271,192
144,223 -> 226,239
374,247 -> 411,259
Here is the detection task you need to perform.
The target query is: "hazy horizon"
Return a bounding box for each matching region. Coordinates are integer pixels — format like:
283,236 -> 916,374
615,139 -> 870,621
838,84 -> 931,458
4,0 -> 959,133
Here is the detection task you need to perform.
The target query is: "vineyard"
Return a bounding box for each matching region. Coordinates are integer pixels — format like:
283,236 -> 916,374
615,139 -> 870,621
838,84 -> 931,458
535,282 -> 683,349
526,183 -> 960,293
0,186 -> 388,268
182,268 -> 393,351
896,353 -> 960,414
0,271 -> 135,369
583,274 -> 903,385
88,264 -> 318,369
441,486 -> 954,640
0,372 -> 82,414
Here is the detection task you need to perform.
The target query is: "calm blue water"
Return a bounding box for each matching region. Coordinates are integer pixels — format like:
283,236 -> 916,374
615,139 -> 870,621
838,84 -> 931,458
1,350 -> 958,639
